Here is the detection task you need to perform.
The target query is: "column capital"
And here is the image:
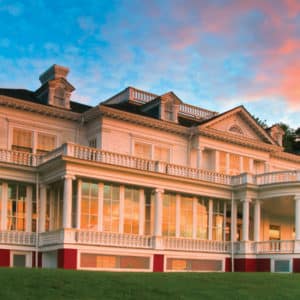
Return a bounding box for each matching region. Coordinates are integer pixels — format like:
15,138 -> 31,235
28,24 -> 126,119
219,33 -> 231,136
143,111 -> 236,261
62,174 -> 76,181
294,195 -> 300,201
155,188 -> 164,194
240,197 -> 252,203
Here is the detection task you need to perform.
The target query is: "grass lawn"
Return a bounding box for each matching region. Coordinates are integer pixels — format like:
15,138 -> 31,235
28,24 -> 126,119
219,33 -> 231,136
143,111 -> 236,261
0,268 -> 300,300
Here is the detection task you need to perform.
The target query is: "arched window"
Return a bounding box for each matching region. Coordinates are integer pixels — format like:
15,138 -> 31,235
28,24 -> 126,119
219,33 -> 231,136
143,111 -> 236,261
229,125 -> 243,135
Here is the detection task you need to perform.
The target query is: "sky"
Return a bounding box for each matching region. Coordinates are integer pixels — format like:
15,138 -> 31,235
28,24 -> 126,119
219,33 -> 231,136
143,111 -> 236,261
0,0 -> 299,128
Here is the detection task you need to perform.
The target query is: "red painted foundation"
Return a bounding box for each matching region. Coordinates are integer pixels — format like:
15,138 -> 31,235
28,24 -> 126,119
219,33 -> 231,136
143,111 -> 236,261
57,249 -> 77,269
293,259 -> 300,272
233,258 -> 270,272
153,254 -> 164,272
32,252 -> 43,268
0,249 -> 10,267
225,258 -> 232,272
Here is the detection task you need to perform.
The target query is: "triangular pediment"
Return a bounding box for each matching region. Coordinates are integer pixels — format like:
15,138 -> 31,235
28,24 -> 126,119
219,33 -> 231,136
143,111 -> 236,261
159,91 -> 183,104
199,106 -> 276,144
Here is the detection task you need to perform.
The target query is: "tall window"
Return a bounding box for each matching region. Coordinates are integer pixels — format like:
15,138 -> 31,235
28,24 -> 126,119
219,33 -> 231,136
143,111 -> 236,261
243,156 -> 250,173
230,154 -> 240,175
212,200 -> 224,241
81,182 -> 98,230
7,184 -> 26,231
219,151 -> 227,174
52,184 -> 63,230
37,133 -> 56,154
124,187 -> 139,234
0,184 -> 2,226
197,198 -> 208,239
144,192 -> 154,235
12,128 -> 33,153
103,184 -> 120,232
154,146 -> 170,162
31,187 -> 37,232
134,142 -> 151,159
45,189 -> 51,231
165,102 -> 173,121
180,196 -> 193,237
162,193 -> 176,236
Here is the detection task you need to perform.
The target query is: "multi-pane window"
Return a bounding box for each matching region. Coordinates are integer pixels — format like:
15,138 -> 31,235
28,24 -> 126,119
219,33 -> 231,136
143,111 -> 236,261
243,156 -> 250,173
52,184 -> 63,230
89,138 -> 97,148
12,128 -> 33,153
219,151 -> 227,174
134,142 -> 151,159
0,184 -> 2,226
37,133 -> 56,154
31,187 -> 37,232
81,182 -> 98,230
229,154 -> 240,175
7,184 -> 26,231
165,102 -> 173,121
197,198 -> 208,239
162,193 -> 176,236
212,200 -> 224,241
180,196 -> 193,237
124,187 -> 139,234
144,193 -> 154,235
103,184 -> 120,232
45,189 -> 51,231
154,146 -> 170,162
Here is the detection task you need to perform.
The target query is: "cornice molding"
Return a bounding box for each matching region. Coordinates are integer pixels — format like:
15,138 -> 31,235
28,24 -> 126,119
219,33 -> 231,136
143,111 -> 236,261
98,105 -> 189,136
199,127 -> 282,152
0,95 -> 81,121
270,151 -> 300,163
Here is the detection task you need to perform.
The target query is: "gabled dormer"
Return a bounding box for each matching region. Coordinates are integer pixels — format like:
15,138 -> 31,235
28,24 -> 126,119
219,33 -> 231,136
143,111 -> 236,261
140,91 -> 182,123
35,64 -> 75,110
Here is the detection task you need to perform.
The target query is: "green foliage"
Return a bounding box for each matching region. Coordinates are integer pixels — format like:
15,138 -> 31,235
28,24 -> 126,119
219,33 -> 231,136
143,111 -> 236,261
1,268 -> 300,300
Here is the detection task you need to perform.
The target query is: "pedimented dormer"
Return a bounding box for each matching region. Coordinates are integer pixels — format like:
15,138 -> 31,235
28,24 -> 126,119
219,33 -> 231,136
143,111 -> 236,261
35,64 -> 75,109
267,124 -> 285,146
140,91 -> 182,123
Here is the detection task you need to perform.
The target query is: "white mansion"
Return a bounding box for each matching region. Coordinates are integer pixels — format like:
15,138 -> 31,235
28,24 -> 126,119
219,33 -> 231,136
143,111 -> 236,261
0,65 -> 299,272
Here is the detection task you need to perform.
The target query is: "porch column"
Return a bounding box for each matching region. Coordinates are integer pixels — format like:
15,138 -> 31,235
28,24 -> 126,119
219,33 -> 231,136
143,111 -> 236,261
175,194 -> 180,238
196,147 -> 204,169
1,183 -> 8,230
208,199 -> 213,240
192,197 -> 198,239
139,189 -> 145,235
295,195 -> 300,240
253,200 -> 261,242
230,200 -> 237,241
39,184 -> 47,233
215,151 -> 220,172
76,179 -> 82,229
63,175 -> 74,229
241,198 -> 251,241
154,189 -> 164,236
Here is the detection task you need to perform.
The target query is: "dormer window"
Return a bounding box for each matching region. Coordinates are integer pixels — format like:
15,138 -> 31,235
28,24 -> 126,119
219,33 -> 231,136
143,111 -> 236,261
54,87 -> 66,107
165,102 -> 173,121
229,125 -> 243,135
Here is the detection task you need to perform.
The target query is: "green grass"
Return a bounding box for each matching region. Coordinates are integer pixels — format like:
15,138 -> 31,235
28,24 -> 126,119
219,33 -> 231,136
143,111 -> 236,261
0,268 -> 300,300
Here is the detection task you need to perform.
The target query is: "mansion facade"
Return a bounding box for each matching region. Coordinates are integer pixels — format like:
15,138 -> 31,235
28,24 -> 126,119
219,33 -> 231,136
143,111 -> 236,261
0,64 -> 299,272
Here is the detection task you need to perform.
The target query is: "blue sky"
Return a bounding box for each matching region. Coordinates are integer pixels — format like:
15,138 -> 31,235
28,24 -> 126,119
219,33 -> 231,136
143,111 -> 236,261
0,0 -> 299,128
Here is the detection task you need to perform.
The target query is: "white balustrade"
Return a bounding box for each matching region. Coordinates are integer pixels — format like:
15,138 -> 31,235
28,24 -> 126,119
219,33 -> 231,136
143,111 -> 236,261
179,103 -> 217,120
0,231 -> 36,246
255,170 -> 300,185
163,237 -> 229,253
254,240 -> 294,254
0,149 -> 40,167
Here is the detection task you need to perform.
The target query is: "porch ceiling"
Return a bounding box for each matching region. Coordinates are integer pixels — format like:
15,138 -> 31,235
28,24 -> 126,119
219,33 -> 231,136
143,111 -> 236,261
262,196 -> 294,218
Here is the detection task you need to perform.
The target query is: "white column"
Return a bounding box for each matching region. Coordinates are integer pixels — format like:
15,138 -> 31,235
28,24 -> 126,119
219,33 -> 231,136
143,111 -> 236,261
98,183 -> 104,232
249,158 -> 254,173
242,198 -> 251,241
264,162 -> 270,173
254,200 -> 261,242
154,188 -> 164,236
175,194 -> 180,238
208,199 -> 213,240
62,175 -> 74,229
192,197 -> 198,239
139,189 -> 145,235
119,185 -> 125,234
1,183 -> 8,230
230,200 -> 237,242
26,185 -> 32,232
295,195 -> 300,240
76,179 -> 82,229
39,184 -> 47,233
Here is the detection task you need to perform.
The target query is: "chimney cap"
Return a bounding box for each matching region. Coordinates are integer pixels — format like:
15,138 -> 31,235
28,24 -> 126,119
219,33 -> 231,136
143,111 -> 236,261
39,64 -> 69,85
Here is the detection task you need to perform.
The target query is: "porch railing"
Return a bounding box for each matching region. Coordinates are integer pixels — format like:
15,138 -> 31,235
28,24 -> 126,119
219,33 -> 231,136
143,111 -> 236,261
0,144 -> 299,187
0,231 -> 36,246
253,240 -> 295,254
